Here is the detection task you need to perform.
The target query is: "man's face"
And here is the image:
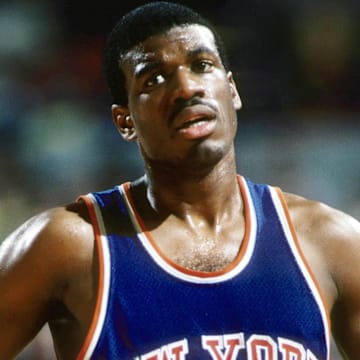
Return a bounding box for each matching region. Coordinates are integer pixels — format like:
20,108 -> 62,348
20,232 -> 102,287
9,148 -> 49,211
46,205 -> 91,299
118,24 -> 241,171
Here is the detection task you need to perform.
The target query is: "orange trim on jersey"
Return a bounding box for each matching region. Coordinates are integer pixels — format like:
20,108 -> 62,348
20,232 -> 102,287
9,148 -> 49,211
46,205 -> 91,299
75,195 -> 105,360
122,175 -> 251,278
274,188 -> 331,331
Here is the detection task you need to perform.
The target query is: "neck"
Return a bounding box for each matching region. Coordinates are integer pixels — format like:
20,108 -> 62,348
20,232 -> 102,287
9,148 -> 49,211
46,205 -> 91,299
129,148 -> 245,272
143,147 -> 241,227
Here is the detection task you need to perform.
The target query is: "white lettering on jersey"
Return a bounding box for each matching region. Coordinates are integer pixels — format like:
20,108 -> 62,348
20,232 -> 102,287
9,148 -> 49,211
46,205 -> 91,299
278,337 -> 305,360
202,333 -> 245,360
306,349 -> 319,360
135,333 -> 321,360
138,339 -> 189,360
246,335 -> 277,360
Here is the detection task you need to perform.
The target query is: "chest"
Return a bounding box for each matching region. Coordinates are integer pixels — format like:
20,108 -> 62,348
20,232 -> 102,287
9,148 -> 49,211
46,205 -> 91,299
146,218 -> 246,272
96,227 -> 330,359
85,180 -> 330,359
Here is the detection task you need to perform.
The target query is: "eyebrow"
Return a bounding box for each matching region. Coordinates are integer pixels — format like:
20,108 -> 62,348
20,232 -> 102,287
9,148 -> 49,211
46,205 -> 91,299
134,60 -> 164,79
133,46 -> 218,79
187,46 -> 218,59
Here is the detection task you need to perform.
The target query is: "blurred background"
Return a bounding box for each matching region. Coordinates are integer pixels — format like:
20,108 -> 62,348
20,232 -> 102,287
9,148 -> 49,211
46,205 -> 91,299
0,0 -> 358,358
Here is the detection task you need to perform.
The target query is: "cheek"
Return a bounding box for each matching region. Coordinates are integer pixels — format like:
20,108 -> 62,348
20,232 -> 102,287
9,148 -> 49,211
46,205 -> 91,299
222,83 -> 239,114
216,87 -> 237,117
208,74 -> 234,105
131,92 -> 163,121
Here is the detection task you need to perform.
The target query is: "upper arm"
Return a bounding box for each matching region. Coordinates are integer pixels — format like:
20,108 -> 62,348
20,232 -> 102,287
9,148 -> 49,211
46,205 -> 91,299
326,212 -> 360,358
288,193 -> 360,358
285,193 -> 360,358
0,204 -> 94,359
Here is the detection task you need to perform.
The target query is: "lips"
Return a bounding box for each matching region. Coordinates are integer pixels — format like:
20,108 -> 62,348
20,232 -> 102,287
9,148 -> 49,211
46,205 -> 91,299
172,104 -> 216,131
171,104 -> 217,139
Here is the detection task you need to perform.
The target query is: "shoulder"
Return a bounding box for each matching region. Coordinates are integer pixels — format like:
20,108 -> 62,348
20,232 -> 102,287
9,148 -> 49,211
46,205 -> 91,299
282,191 -> 360,304
282,191 -> 360,251
0,201 -> 95,298
282,192 -> 360,357
0,202 -> 98,358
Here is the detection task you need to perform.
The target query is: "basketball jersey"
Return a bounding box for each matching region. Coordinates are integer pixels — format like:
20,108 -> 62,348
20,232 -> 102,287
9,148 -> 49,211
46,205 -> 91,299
76,176 -> 330,360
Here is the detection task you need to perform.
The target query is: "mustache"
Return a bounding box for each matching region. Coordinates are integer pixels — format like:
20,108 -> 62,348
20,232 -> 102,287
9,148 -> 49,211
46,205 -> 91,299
169,97 -> 217,124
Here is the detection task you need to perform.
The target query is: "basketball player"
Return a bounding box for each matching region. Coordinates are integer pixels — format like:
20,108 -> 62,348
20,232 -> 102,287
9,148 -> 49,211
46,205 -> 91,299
1,2 -> 360,359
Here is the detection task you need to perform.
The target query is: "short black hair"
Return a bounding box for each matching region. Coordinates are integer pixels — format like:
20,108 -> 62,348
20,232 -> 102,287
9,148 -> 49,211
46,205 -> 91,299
103,1 -> 228,105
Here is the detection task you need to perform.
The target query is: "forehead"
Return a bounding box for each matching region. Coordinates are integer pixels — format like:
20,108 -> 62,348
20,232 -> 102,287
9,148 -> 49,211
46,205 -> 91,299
121,24 -> 219,69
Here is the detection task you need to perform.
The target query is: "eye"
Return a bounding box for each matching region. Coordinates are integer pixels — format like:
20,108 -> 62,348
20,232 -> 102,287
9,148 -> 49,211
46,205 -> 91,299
145,73 -> 165,88
192,60 -> 214,73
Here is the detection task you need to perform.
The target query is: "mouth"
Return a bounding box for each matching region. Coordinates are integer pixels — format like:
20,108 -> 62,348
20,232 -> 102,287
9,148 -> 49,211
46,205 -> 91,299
173,107 -> 217,140
172,104 -> 217,131
176,115 -> 213,130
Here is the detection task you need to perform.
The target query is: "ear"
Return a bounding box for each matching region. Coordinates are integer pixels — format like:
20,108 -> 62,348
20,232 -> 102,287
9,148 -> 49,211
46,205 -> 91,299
111,104 -> 137,141
227,72 -> 242,110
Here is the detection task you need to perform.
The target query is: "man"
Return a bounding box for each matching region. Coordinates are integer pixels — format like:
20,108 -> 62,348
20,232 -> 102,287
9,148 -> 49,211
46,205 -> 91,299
0,2 -> 359,359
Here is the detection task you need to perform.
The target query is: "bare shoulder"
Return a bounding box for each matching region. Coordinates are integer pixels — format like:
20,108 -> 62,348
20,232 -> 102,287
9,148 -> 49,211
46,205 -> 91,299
0,201 -> 96,359
282,191 -> 360,280
282,191 -> 360,256
283,191 -> 360,357
0,201 -> 94,297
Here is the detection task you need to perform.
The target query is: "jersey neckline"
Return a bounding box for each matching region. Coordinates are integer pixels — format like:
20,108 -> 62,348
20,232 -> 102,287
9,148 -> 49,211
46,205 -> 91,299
118,175 -> 257,283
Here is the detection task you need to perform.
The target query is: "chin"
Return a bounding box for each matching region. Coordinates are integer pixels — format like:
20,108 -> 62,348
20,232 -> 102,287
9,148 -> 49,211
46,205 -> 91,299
187,140 -> 229,167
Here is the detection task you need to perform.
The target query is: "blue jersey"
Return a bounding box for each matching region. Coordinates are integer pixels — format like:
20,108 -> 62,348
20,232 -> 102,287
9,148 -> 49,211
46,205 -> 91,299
77,176 -> 330,360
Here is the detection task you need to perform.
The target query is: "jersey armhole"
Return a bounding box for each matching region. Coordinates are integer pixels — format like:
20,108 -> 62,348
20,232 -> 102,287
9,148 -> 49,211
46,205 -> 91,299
272,187 -> 331,360
75,194 -> 111,360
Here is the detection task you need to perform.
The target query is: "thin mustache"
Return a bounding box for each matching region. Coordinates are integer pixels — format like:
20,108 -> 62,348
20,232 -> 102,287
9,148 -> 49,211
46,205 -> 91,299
169,97 -> 217,124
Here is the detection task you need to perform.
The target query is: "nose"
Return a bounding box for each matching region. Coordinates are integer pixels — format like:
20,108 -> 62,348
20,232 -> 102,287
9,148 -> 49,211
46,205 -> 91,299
169,66 -> 205,103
